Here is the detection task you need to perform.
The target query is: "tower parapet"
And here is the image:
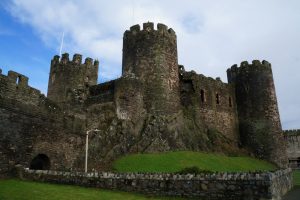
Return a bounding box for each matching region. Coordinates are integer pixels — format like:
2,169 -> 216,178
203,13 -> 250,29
122,22 -> 180,114
47,53 -> 99,104
227,60 -> 287,167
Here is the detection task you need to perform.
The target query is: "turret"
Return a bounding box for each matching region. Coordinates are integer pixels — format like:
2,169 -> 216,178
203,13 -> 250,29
227,60 -> 287,167
47,53 -> 99,104
122,22 -> 180,114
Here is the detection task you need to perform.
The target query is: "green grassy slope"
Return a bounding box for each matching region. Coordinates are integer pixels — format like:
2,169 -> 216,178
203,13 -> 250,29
0,179 -> 180,200
113,151 -> 277,173
293,170 -> 300,186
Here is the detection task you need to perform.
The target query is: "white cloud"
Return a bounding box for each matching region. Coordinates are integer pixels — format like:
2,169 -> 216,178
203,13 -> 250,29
5,0 -> 300,129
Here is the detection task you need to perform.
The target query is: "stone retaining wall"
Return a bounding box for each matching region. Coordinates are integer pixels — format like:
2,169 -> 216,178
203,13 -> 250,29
17,167 -> 293,200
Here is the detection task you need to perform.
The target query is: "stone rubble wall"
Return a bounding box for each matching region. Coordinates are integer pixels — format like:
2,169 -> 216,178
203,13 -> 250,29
284,130 -> 300,169
18,167 -> 293,200
0,71 -> 86,177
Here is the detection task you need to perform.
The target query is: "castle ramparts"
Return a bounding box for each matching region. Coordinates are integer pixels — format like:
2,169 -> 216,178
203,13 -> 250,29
0,22 -> 290,177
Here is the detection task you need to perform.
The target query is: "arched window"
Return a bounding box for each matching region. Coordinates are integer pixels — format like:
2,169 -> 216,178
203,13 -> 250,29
200,89 -> 205,103
29,154 -> 51,170
216,93 -> 220,105
229,97 -> 232,107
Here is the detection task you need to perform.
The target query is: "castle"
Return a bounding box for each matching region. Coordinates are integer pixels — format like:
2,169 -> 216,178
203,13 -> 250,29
0,22 -> 290,175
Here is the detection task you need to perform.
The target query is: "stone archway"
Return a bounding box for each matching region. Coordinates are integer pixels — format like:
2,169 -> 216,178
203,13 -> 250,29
29,154 -> 51,170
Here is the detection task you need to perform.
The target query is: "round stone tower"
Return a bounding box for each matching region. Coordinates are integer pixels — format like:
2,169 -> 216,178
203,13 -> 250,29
47,53 -> 99,104
122,22 -> 180,115
227,60 -> 287,167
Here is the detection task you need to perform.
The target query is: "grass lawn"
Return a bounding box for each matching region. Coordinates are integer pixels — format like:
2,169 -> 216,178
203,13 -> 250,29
0,152 -> 281,200
113,151 -> 277,173
0,179 -> 180,200
293,170 -> 300,186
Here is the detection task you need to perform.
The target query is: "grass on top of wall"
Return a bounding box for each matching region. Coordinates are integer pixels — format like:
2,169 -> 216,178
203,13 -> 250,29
0,179 -> 180,200
113,151 -> 277,173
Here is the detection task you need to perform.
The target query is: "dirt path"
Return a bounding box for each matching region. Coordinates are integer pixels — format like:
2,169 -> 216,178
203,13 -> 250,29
283,186 -> 300,200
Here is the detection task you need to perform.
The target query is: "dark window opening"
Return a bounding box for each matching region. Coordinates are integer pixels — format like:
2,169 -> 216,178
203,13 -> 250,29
200,89 -> 205,103
216,93 -> 220,105
229,97 -> 232,107
29,154 -> 51,170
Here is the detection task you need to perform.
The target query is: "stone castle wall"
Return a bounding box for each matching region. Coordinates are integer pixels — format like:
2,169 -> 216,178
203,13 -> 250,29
180,71 -> 239,144
284,130 -> 300,169
0,70 -> 41,105
0,22 -> 288,175
19,167 -> 293,200
122,23 -> 180,115
227,60 -> 286,167
47,53 -> 99,104
0,71 -> 86,176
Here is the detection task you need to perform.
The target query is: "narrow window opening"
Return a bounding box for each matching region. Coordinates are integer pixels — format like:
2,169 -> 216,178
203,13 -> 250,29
229,97 -> 232,107
200,89 -> 205,103
216,93 -> 220,105
85,76 -> 89,88
51,74 -> 56,84
16,76 -> 21,85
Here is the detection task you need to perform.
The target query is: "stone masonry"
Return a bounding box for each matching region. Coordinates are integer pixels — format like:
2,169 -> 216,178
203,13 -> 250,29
284,130 -> 300,169
18,167 -> 293,200
0,22 -> 288,176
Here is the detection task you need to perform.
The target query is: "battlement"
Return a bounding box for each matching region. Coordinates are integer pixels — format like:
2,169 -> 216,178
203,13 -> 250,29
183,70 -> 229,86
0,70 -> 29,87
124,22 -> 176,38
227,60 -> 272,84
0,69 -> 44,107
283,129 -> 300,136
48,53 -> 99,104
51,53 -> 99,67
227,60 -> 271,73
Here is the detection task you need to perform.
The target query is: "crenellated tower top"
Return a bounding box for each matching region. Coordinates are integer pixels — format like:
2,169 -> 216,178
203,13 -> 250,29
124,22 -> 176,38
51,53 -> 99,67
47,53 -> 99,104
227,60 -> 272,83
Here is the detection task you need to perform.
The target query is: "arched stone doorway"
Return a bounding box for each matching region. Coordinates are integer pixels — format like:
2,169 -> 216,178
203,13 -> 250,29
29,154 -> 51,170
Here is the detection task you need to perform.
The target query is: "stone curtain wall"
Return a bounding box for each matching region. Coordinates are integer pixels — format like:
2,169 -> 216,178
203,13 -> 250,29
180,71 -> 239,144
18,167 -> 292,200
284,130 -> 300,169
0,70 -> 86,177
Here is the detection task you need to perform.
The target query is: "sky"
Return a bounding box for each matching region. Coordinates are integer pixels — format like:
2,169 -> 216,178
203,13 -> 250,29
0,0 -> 299,129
